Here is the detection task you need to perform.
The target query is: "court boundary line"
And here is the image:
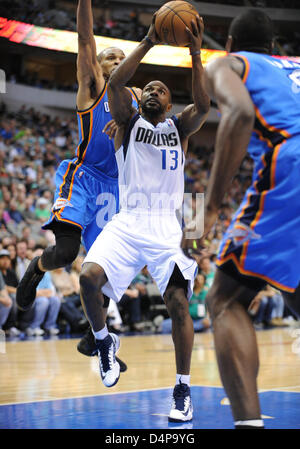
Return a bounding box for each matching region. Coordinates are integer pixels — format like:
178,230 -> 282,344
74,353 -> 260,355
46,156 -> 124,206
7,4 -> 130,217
1,384 -> 299,407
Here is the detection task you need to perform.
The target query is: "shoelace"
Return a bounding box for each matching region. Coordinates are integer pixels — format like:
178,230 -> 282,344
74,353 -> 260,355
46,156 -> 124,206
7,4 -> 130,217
99,337 -> 115,373
173,384 -> 190,411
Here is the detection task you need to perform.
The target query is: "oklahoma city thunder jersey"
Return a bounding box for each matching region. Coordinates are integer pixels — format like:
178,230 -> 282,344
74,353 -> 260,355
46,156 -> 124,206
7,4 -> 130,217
42,84 -> 139,251
75,84 -> 139,178
235,51 -> 300,161
116,114 -> 185,213
217,51 -> 300,292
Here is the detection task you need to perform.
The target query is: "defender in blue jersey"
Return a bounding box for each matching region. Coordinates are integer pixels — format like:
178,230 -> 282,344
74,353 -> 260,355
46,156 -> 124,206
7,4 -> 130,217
16,1 -> 139,369
196,9 -> 300,429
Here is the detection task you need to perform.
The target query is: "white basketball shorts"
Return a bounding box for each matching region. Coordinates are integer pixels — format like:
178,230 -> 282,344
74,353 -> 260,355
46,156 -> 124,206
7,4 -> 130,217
83,210 -> 198,303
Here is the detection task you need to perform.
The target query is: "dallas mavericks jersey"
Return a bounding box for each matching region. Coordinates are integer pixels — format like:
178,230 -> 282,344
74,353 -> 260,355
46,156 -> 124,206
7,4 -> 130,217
75,84 -> 139,179
116,114 -> 185,213
234,51 -> 300,161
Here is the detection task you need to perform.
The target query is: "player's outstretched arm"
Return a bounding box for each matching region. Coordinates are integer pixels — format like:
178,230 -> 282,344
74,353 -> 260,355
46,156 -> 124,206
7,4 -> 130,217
203,56 -> 255,233
76,0 -> 105,110
177,17 -> 210,141
107,14 -> 160,129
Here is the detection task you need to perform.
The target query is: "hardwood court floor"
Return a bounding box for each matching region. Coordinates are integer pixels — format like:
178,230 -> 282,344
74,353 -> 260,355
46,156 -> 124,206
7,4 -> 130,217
1,327 -> 299,407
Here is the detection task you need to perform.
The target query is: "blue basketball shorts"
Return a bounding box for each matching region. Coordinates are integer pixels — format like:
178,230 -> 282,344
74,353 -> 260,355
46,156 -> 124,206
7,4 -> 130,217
217,136 -> 300,293
42,160 -> 119,252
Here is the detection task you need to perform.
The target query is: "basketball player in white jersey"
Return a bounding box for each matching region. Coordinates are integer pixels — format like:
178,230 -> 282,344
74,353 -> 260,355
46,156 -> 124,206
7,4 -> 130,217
79,15 -> 210,422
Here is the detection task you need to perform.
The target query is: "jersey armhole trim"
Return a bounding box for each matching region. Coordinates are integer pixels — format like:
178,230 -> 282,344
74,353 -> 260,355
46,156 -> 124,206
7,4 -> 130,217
171,114 -> 180,129
77,83 -> 107,114
127,87 -> 140,105
231,54 -> 250,83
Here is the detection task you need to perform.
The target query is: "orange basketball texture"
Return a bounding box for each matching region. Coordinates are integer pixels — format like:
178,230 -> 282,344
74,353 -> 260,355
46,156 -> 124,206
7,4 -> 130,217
155,1 -> 200,47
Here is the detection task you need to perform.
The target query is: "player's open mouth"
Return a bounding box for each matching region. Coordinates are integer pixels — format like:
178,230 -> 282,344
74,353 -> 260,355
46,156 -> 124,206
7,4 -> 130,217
146,98 -> 160,106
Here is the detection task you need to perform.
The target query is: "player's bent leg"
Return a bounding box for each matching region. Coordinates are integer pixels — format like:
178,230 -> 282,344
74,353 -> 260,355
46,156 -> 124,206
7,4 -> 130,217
164,265 -> 193,423
40,228 -> 81,271
16,222 -> 81,312
206,268 -> 263,425
80,263 -> 120,387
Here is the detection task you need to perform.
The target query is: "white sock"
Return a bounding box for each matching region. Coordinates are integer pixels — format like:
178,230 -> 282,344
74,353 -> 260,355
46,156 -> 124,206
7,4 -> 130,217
93,325 -> 109,341
235,419 -> 264,427
176,374 -> 190,386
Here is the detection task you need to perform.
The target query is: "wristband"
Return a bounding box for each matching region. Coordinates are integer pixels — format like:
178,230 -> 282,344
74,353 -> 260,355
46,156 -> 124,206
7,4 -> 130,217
144,36 -> 154,47
190,50 -> 201,56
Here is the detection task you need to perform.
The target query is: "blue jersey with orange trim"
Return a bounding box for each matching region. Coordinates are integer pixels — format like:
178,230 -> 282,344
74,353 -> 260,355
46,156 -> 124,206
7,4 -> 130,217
75,83 -> 139,179
234,51 -> 300,161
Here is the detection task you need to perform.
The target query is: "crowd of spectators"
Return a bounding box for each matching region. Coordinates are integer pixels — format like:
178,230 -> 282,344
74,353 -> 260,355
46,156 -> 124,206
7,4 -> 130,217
0,101 -> 298,339
2,1 -> 149,42
195,0 -> 299,6
2,0 -> 300,56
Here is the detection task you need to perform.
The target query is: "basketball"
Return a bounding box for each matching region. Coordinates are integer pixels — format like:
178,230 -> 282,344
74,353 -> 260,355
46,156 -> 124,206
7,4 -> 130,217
155,1 -> 200,47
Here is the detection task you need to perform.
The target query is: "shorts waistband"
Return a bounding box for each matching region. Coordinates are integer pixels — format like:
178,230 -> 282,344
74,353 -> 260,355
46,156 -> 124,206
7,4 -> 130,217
119,207 -> 178,216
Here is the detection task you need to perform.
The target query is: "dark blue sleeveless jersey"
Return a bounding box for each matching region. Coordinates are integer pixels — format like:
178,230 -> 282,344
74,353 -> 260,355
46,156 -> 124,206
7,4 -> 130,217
75,83 -> 139,179
42,83 -> 139,250
216,51 -> 300,292
234,51 -> 300,161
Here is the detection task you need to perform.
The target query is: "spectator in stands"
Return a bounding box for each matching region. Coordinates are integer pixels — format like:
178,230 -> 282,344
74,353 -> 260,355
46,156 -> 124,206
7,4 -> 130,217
6,198 -> 24,225
118,285 -> 144,332
0,203 -> 10,232
248,285 -> 286,330
199,255 -> 215,289
188,273 -> 211,332
131,266 -> 153,321
15,240 -> 30,281
269,287 -> 286,326
0,248 -> 21,336
34,197 -> 51,223
3,242 -> 17,271
51,267 -> 88,334
0,268 -> 12,331
15,183 -> 27,214
106,300 -> 124,334
22,197 -> 36,225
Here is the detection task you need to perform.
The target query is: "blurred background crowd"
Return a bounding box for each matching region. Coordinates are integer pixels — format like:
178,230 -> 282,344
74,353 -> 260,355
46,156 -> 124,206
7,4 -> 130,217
2,0 -> 300,93
3,0 -> 300,56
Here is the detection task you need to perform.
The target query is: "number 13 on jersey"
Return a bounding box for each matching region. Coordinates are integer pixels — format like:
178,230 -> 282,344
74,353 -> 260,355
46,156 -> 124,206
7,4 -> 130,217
161,149 -> 179,170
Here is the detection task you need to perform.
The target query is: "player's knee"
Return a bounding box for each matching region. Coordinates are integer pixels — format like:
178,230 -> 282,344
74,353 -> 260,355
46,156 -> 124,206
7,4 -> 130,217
206,285 -> 228,321
79,263 -> 106,292
56,242 -> 79,267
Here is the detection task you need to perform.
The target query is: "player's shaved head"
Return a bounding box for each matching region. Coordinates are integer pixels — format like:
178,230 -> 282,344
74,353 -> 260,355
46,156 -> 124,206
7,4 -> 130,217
97,47 -> 125,63
228,9 -> 274,53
